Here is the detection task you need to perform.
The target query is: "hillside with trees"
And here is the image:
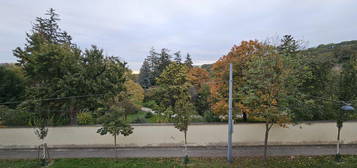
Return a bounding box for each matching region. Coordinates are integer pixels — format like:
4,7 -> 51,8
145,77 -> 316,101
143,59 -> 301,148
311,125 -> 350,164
139,37 -> 357,123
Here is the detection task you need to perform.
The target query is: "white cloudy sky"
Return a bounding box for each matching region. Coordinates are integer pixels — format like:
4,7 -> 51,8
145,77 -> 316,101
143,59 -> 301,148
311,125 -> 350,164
1,0 -> 357,71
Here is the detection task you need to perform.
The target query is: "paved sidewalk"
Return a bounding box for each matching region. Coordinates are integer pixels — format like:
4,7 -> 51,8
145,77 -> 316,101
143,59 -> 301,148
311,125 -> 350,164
1,145 -> 357,159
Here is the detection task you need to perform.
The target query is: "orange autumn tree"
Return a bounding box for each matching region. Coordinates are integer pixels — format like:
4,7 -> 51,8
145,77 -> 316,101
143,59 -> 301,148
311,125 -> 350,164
187,67 -> 211,116
187,67 -> 209,88
210,40 -> 264,119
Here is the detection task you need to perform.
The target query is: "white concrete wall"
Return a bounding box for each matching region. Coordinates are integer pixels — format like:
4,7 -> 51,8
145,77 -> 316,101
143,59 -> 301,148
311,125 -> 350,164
0,121 -> 357,148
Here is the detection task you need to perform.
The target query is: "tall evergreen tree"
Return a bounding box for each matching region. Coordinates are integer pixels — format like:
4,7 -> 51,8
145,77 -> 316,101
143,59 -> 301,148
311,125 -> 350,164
184,53 -> 193,68
157,48 -> 172,75
138,59 -> 152,89
147,48 -> 160,85
13,8 -> 80,125
14,9 -> 127,125
138,48 -> 172,88
174,51 -> 182,63
278,35 -> 299,57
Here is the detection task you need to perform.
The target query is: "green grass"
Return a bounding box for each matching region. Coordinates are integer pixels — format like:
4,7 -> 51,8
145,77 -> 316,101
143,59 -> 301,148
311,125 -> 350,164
2,156 -> 357,168
0,159 -> 40,168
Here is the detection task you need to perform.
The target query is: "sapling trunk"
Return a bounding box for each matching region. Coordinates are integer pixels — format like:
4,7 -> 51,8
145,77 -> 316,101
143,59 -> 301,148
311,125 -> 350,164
42,140 -> 46,160
264,123 -> 269,162
337,126 -> 341,152
114,134 -> 118,160
335,119 -> 344,162
264,122 -> 273,167
184,130 -> 187,155
183,130 -> 189,164
336,125 -> 342,161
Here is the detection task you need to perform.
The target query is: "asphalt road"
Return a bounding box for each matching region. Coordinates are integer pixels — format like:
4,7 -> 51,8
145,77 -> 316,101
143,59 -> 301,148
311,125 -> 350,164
1,145 -> 357,159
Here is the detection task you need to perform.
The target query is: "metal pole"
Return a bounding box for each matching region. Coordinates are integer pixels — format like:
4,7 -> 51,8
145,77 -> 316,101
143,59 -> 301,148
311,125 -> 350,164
227,63 -> 233,163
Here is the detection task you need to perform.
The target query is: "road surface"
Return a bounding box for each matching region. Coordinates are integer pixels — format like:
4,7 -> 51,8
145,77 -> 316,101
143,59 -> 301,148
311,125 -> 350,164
1,145 -> 357,159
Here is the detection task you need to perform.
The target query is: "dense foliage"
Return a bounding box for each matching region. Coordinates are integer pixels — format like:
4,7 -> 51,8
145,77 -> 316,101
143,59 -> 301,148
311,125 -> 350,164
0,9 -> 136,127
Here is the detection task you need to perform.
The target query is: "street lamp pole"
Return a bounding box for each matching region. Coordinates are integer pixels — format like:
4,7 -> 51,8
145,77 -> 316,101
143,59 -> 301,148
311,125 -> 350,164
336,103 -> 354,161
227,63 -> 233,163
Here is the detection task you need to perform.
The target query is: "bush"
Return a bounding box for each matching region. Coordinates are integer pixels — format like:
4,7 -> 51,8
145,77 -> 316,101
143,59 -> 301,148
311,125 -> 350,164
77,112 -> 93,125
204,111 -> 221,122
145,112 -> 153,119
143,100 -> 159,111
118,100 -> 140,117
133,117 -> 146,123
0,105 -> 30,126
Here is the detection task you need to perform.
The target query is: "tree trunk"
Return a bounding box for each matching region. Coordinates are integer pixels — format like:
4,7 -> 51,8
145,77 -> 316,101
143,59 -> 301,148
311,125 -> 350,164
114,135 -> 117,160
184,131 -> 187,156
264,123 -> 269,161
337,126 -> 341,157
42,140 -> 46,160
243,112 -> 247,122
69,105 -> 77,125
264,122 -> 273,166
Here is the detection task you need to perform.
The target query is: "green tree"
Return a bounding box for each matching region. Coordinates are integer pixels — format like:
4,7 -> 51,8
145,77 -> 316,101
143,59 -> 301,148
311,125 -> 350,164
13,8 -> 80,125
97,107 -> 133,159
156,63 -> 190,110
124,80 -> 144,106
14,9 -> 127,125
138,59 -> 152,89
243,44 -> 299,163
174,51 -> 182,63
0,64 -> 25,108
157,48 -> 172,75
73,46 -> 126,124
277,35 -> 300,57
138,48 -> 172,88
172,93 -> 195,163
184,53 -> 193,68
156,62 -> 195,163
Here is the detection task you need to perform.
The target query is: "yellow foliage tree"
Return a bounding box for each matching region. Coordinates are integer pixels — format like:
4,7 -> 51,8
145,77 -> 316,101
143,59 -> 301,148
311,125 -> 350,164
210,40 -> 263,118
124,80 -> 144,106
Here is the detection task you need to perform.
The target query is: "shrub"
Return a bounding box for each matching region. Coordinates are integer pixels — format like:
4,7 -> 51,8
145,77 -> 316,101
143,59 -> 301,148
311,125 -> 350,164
0,105 -> 30,126
145,112 -> 153,119
204,111 -> 221,122
133,117 -> 146,123
143,100 -> 159,111
77,112 -> 93,125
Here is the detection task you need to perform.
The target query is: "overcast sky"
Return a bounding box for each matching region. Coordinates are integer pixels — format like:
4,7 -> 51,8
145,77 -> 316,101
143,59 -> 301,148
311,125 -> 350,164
1,0 -> 357,71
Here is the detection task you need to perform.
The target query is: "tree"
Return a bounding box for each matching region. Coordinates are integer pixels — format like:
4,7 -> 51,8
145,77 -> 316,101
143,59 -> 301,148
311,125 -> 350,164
157,48 -> 172,76
12,9 -> 79,164
156,62 -> 195,163
73,46 -> 126,123
156,63 -> 190,110
138,59 -> 152,89
174,51 -> 182,63
0,64 -> 25,108
138,48 -> 173,88
172,93 -> 195,163
277,35 -> 300,57
243,44 -> 299,163
187,67 -> 210,116
13,8 -> 79,125
124,80 -> 144,106
97,107 -> 133,159
211,40 -> 264,120
184,53 -> 193,68
14,9 -> 127,125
